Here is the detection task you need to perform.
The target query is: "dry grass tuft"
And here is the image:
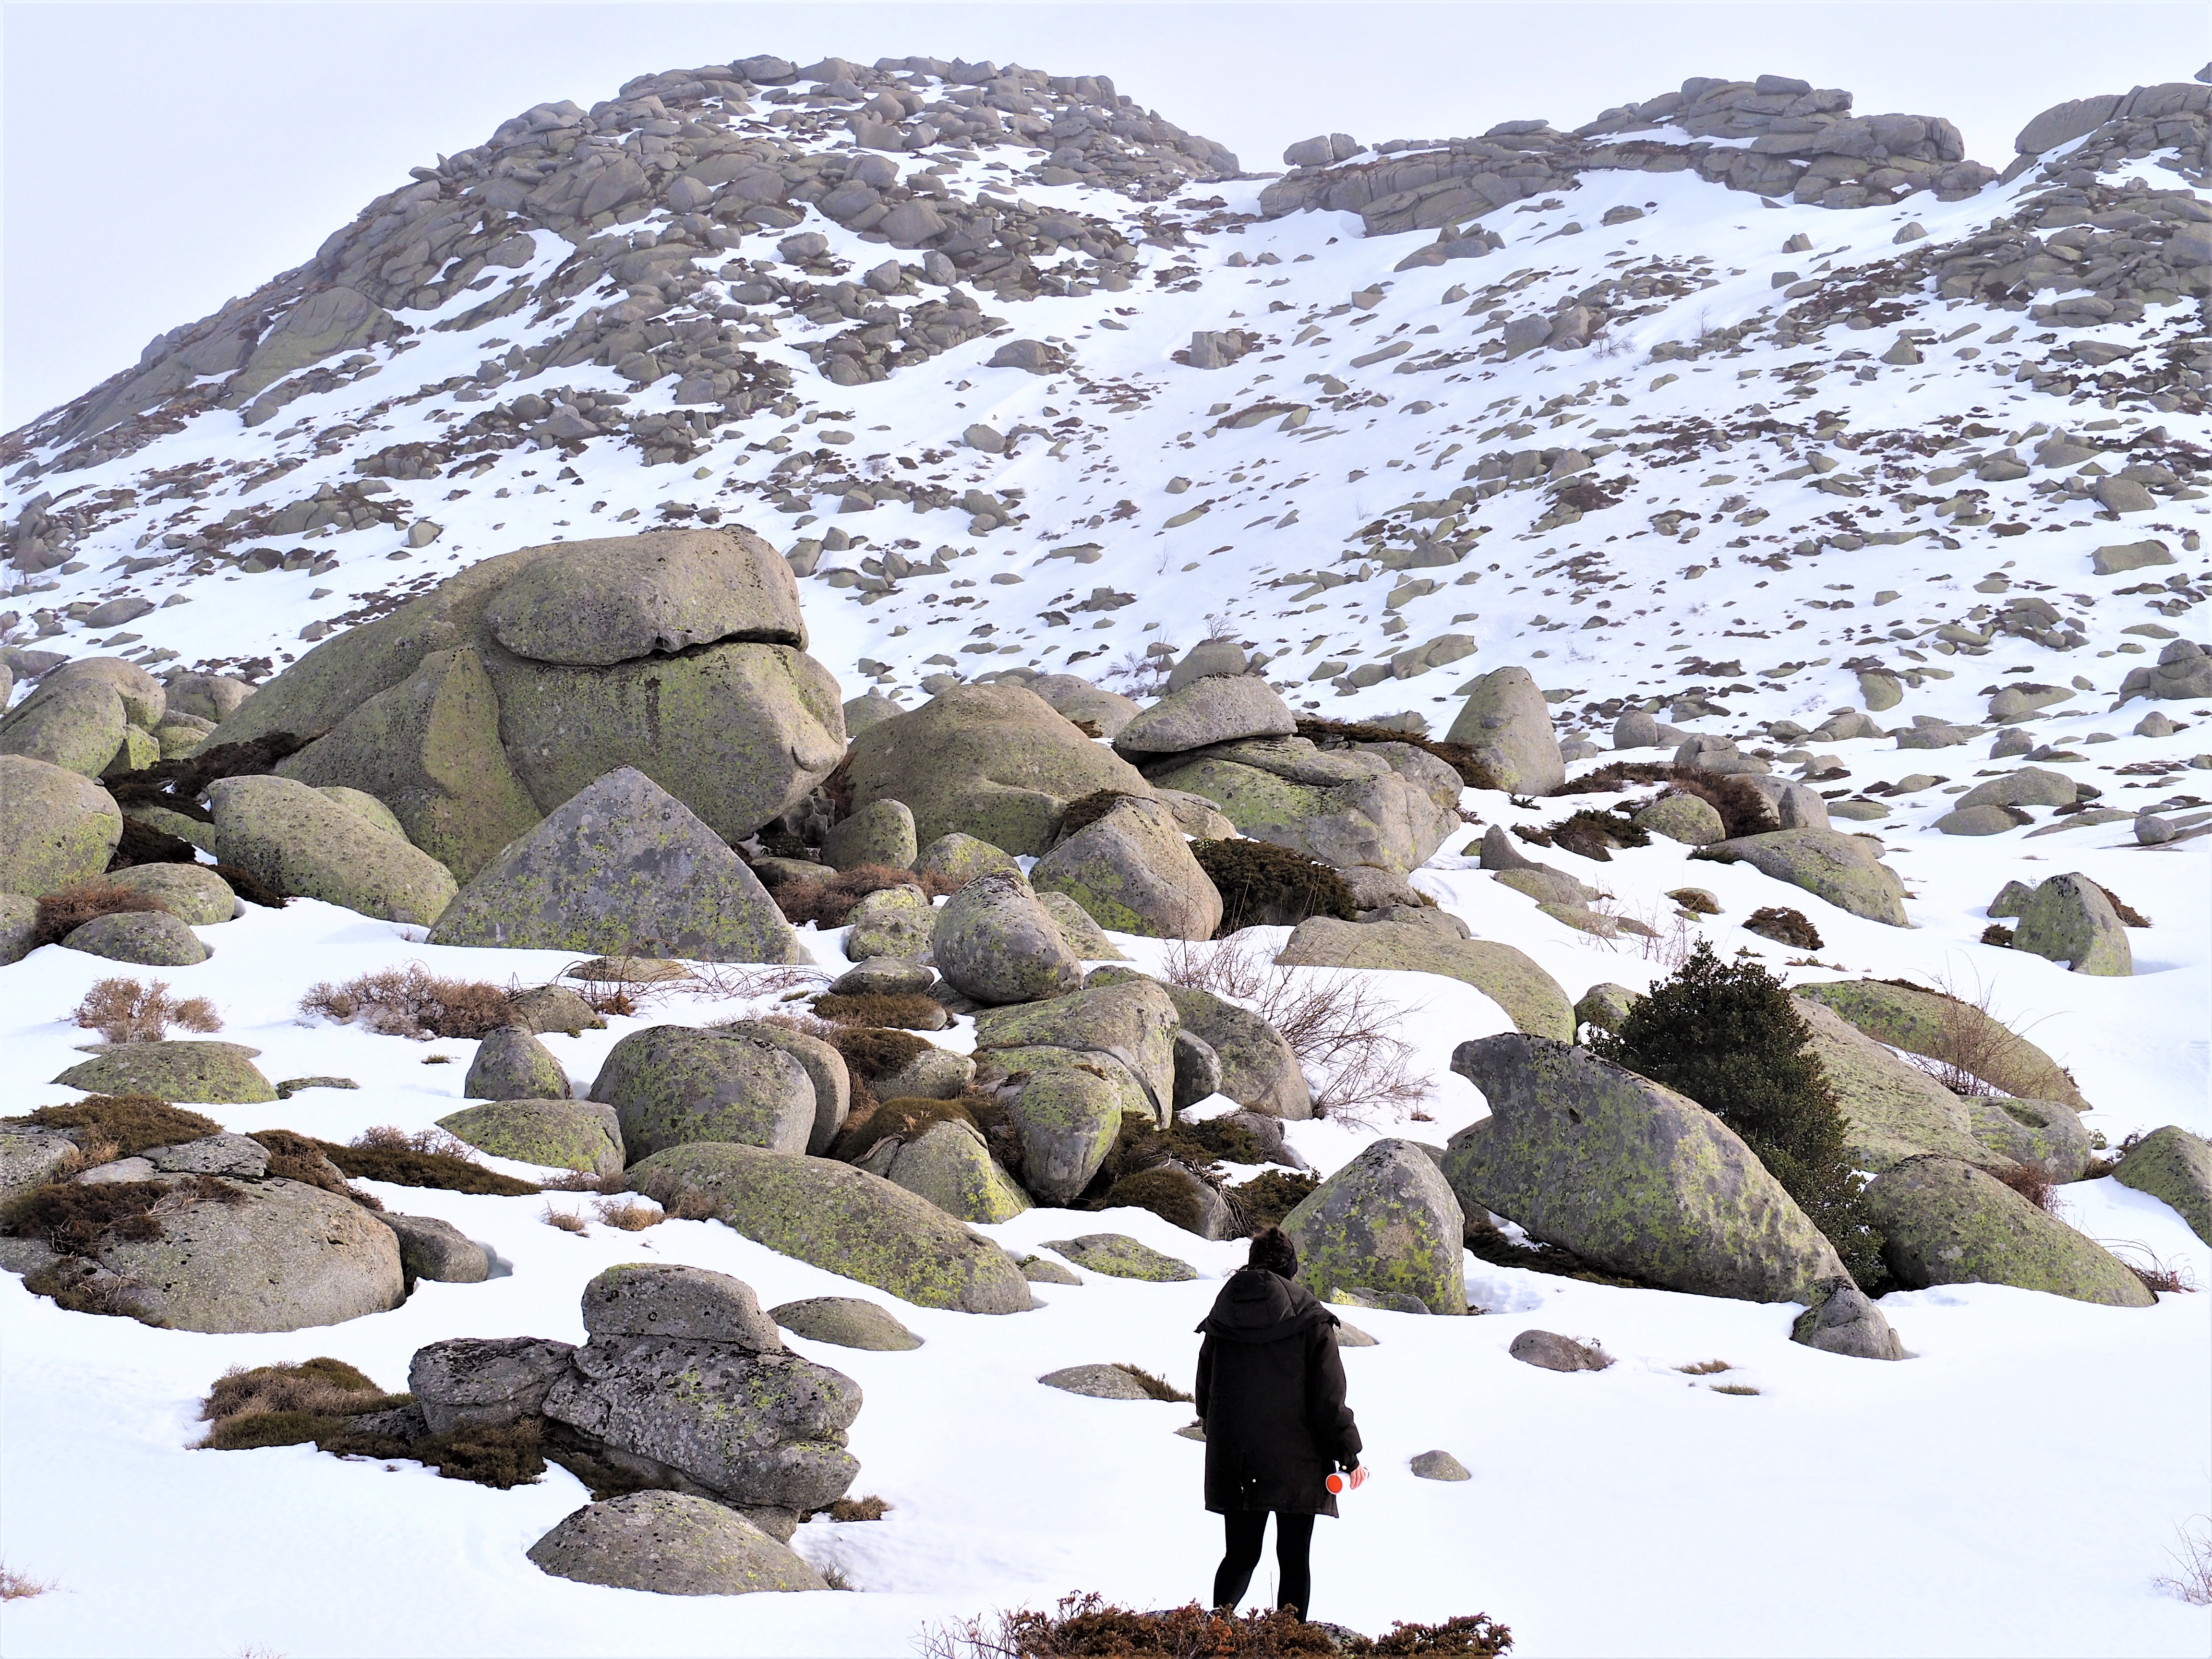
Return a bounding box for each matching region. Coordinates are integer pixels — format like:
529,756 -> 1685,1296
317,1128 -> 537,1196
2155,1516 -> 2212,1606
1161,937 -> 1429,1123
1677,1358 -> 1733,1375
1743,907 -> 1822,950
1709,1383 -> 1761,1397
33,882 -> 169,947
541,1203 -> 589,1234
300,964 -> 516,1040
21,1096 -> 220,1157
593,1197 -> 663,1231
0,1564 -> 57,1601
921,1594 -> 1513,1658
826,1494 -> 890,1522
71,977 -> 221,1045
813,990 -> 949,1029
1113,1364 -> 1194,1404
1992,1162 -> 2058,1213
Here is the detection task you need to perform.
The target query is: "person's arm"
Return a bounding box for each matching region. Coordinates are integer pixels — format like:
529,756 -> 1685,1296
1195,1333 -> 1214,1420
1308,1325 -> 1362,1468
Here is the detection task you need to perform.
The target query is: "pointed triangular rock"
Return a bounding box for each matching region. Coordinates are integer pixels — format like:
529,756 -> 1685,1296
429,767 -> 809,962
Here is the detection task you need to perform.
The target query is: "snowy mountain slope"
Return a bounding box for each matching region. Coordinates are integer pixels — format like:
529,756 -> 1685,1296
4,59 -> 2207,752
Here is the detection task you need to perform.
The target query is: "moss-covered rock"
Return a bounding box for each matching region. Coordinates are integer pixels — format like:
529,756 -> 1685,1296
62,909 -> 209,966
1863,1155 -> 2154,1306
2012,873 -> 2131,976
1966,1096 -> 2092,1182
0,675 -> 128,776
463,1027 -> 571,1103
933,868 -> 1083,1006
437,1099 -> 625,1176
0,894 -> 36,966
1032,797 -> 1222,940
914,832 -> 1020,886
1147,754 -> 1448,876
429,767 -> 808,962
152,714 -> 216,759
770,1296 -> 922,1351
1634,793 -> 1726,846
974,978 -> 1179,1125
843,885 -> 938,961
879,1118 -> 1031,1223
1036,891 -> 1128,961
1695,829 -> 1910,926
2113,1126 -> 2212,1245
526,1491 -> 828,1595
0,755 -> 122,895
993,1060 -> 1126,1203
1043,1232 -> 1197,1282
483,526 -> 806,664
106,862 -> 236,927
1113,673 -> 1298,757
1284,1138 -> 1465,1315
1274,915 -> 1574,1042
1790,998 -> 2010,1174
1793,980 -> 2090,1110
717,1021 -> 850,1156
53,1040 -> 276,1104
1446,1034 -> 1847,1302
1082,969 -> 1309,1119
278,646 -> 541,881
592,1026 -> 816,1160
843,682 -> 1154,855
628,1141 -> 1034,1314
206,773 -> 457,925
821,799 -> 918,873
1443,666 -> 1563,794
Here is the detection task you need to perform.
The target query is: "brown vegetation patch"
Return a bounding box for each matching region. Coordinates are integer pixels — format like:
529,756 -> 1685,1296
1225,1169 -> 1321,1232
1296,717 -> 1503,791
1057,790 -> 1146,842
33,882 -> 169,947
212,862 -> 289,909
328,1128 -> 539,1195
922,1594 -> 1512,1659
103,731 -> 321,818
812,1023 -> 932,1081
1111,1363 -> 1194,1404
13,1180 -> 170,1252
831,1092 -> 1002,1164
1190,840 -> 1358,936
1992,1162 -> 2057,1212
300,964 -> 516,1040
72,977 -> 221,1045
20,1096 -> 220,1157
774,864 -> 961,929
1744,907 -> 1823,950
108,815 -> 200,870
825,1494 -> 890,1522
813,990 -> 949,1029
2091,882 -> 2151,928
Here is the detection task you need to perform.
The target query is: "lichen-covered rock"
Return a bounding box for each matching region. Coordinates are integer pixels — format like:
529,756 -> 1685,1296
1443,666 -> 1563,794
822,798 -> 918,873
206,773 -> 457,926
89,1177 -> 404,1332
0,755 -> 122,896
1148,747 -> 1449,875
528,1492 -> 828,1595
770,1297 -> 922,1351
582,1262 -> 785,1347
1283,1138 -> 1465,1316
2113,1126 -> 2212,1245
105,862 -> 236,927
166,673 -> 254,723
627,1141 -> 1034,1314
1863,1155 -> 2153,1307
1037,891 -> 1128,961
483,527 -> 805,665
717,1021 -> 850,1156
914,832 -> 1020,885
409,1335 -> 577,1433
973,977 -> 1179,1125
373,1212 -> 491,1283
933,868 -> 1083,1005
508,984 -> 606,1037
2011,873 -> 2131,975
1043,1232 -> 1197,1282
463,1026 -> 571,1102
1028,673 -> 1141,740
1508,1330 -> 1611,1372
1695,829 -> 1910,926
2118,639 -> 2212,704
1790,1277 -> 1905,1361
879,1118 -> 1031,1223
1447,1035 -> 1847,1303
1039,1363 -> 1157,1399
844,683 -> 1154,855
429,767 -> 808,962
0,1125 -> 81,1221
53,1040 -> 276,1104
994,1061 -> 1126,1202
1275,916 -> 1574,1041
1634,793 -> 1726,846
0,894 -> 35,967
1033,797 -> 1222,939
62,910 -> 208,966
437,1099 -> 625,1176
1114,673 -> 1298,757
0,674 -> 128,776
1791,998 -> 2011,1174
1793,980 -> 2089,1110
1575,983 -> 1641,1033
1157,981 -> 1310,1120
1966,1096 -> 2092,1182
591,1026 -> 816,1160
844,884 -> 937,960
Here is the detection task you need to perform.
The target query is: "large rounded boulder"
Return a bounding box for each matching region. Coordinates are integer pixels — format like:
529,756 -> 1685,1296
205,774 -> 457,926
590,1026 -> 817,1160
0,755 -> 123,896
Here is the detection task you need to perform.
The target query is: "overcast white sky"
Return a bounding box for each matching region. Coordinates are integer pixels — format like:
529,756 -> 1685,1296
4,1 -> 2204,432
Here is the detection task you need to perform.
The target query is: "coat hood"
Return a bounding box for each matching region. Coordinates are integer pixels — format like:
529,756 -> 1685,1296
1196,1266 -> 1338,1344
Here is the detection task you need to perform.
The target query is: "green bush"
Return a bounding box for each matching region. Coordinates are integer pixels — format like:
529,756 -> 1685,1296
1191,840 -> 1358,936
1592,941 -> 1885,1288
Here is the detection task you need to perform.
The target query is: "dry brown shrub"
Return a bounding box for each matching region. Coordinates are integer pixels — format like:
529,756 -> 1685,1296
1677,1358 -> 1733,1375
921,1594 -> 1512,1659
2155,1516 -> 2212,1605
300,964 -> 515,1040
0,1564 -> 55,1601
541,1203 -> 588,1234
22,1096 -> 221,1157
1743,907 -> 1822,950
540,1169 -> 631,1195
1992,1162 -> 2057,1212
1161,938 -> 1429,1123
826,1494 -> 890,1522
329,1129 -> 535,1195
34,882 -> 169,947
665,1189 -> 721,1221
71,977 -> 221,1044
593,1197 -> 663,1231
246,1129 -> 381,1209
776,865 -> 960,928
813,990 -> 950,1029
200,1356 -> 391,1439
1112,1363 -> 1193,1404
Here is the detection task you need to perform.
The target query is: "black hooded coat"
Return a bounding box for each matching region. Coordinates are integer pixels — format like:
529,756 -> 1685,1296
1194,1267 -> 1363,1516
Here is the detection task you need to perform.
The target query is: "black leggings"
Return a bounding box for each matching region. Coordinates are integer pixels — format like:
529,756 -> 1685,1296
1213,1510 -> 1315,1617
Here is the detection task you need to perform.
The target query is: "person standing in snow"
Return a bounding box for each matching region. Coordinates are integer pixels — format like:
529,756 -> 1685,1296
1194,1225 -> 1365,1621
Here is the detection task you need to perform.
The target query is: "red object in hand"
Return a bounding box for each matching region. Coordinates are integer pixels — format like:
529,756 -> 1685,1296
1325,1466 -> 1369,1495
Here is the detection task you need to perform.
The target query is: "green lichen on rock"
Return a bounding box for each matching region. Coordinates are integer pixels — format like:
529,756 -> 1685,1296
63,910 -> 209,966
1793,980 -> 2089,1110
915,833 -> 1020,886
592,1026 -> 815,1160
627,1141 -> 1034,1315
1274,915 -> 1574,1041
2113,1126 -> 2212,1245
973,978 -> 1179,1124
1283,1138 -> 1466,1315
0,676 -> 129,777
1863,1155 -> 2154,1306
1694,829 -> 1910,926
206,773 -> 457,926
0,755 -> 122,896
844,885 -> 937,961
1447,1034 -> 1847,1303
106,863 -> 237,927
53,1040 -> 276,1104
2012,873 -> 2132,976
1031,797 -> 1222,939
437,1099 -> 625,1176
992,1060 -> 1126,1203
1790,998 -> 2012,1173
1043,1232 -> 1197,1282
430,767 -> 808,962
880,1119 -> 1031,1223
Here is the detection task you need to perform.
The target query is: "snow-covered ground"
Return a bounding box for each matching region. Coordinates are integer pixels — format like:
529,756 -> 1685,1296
1,755 -> 2206,1658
